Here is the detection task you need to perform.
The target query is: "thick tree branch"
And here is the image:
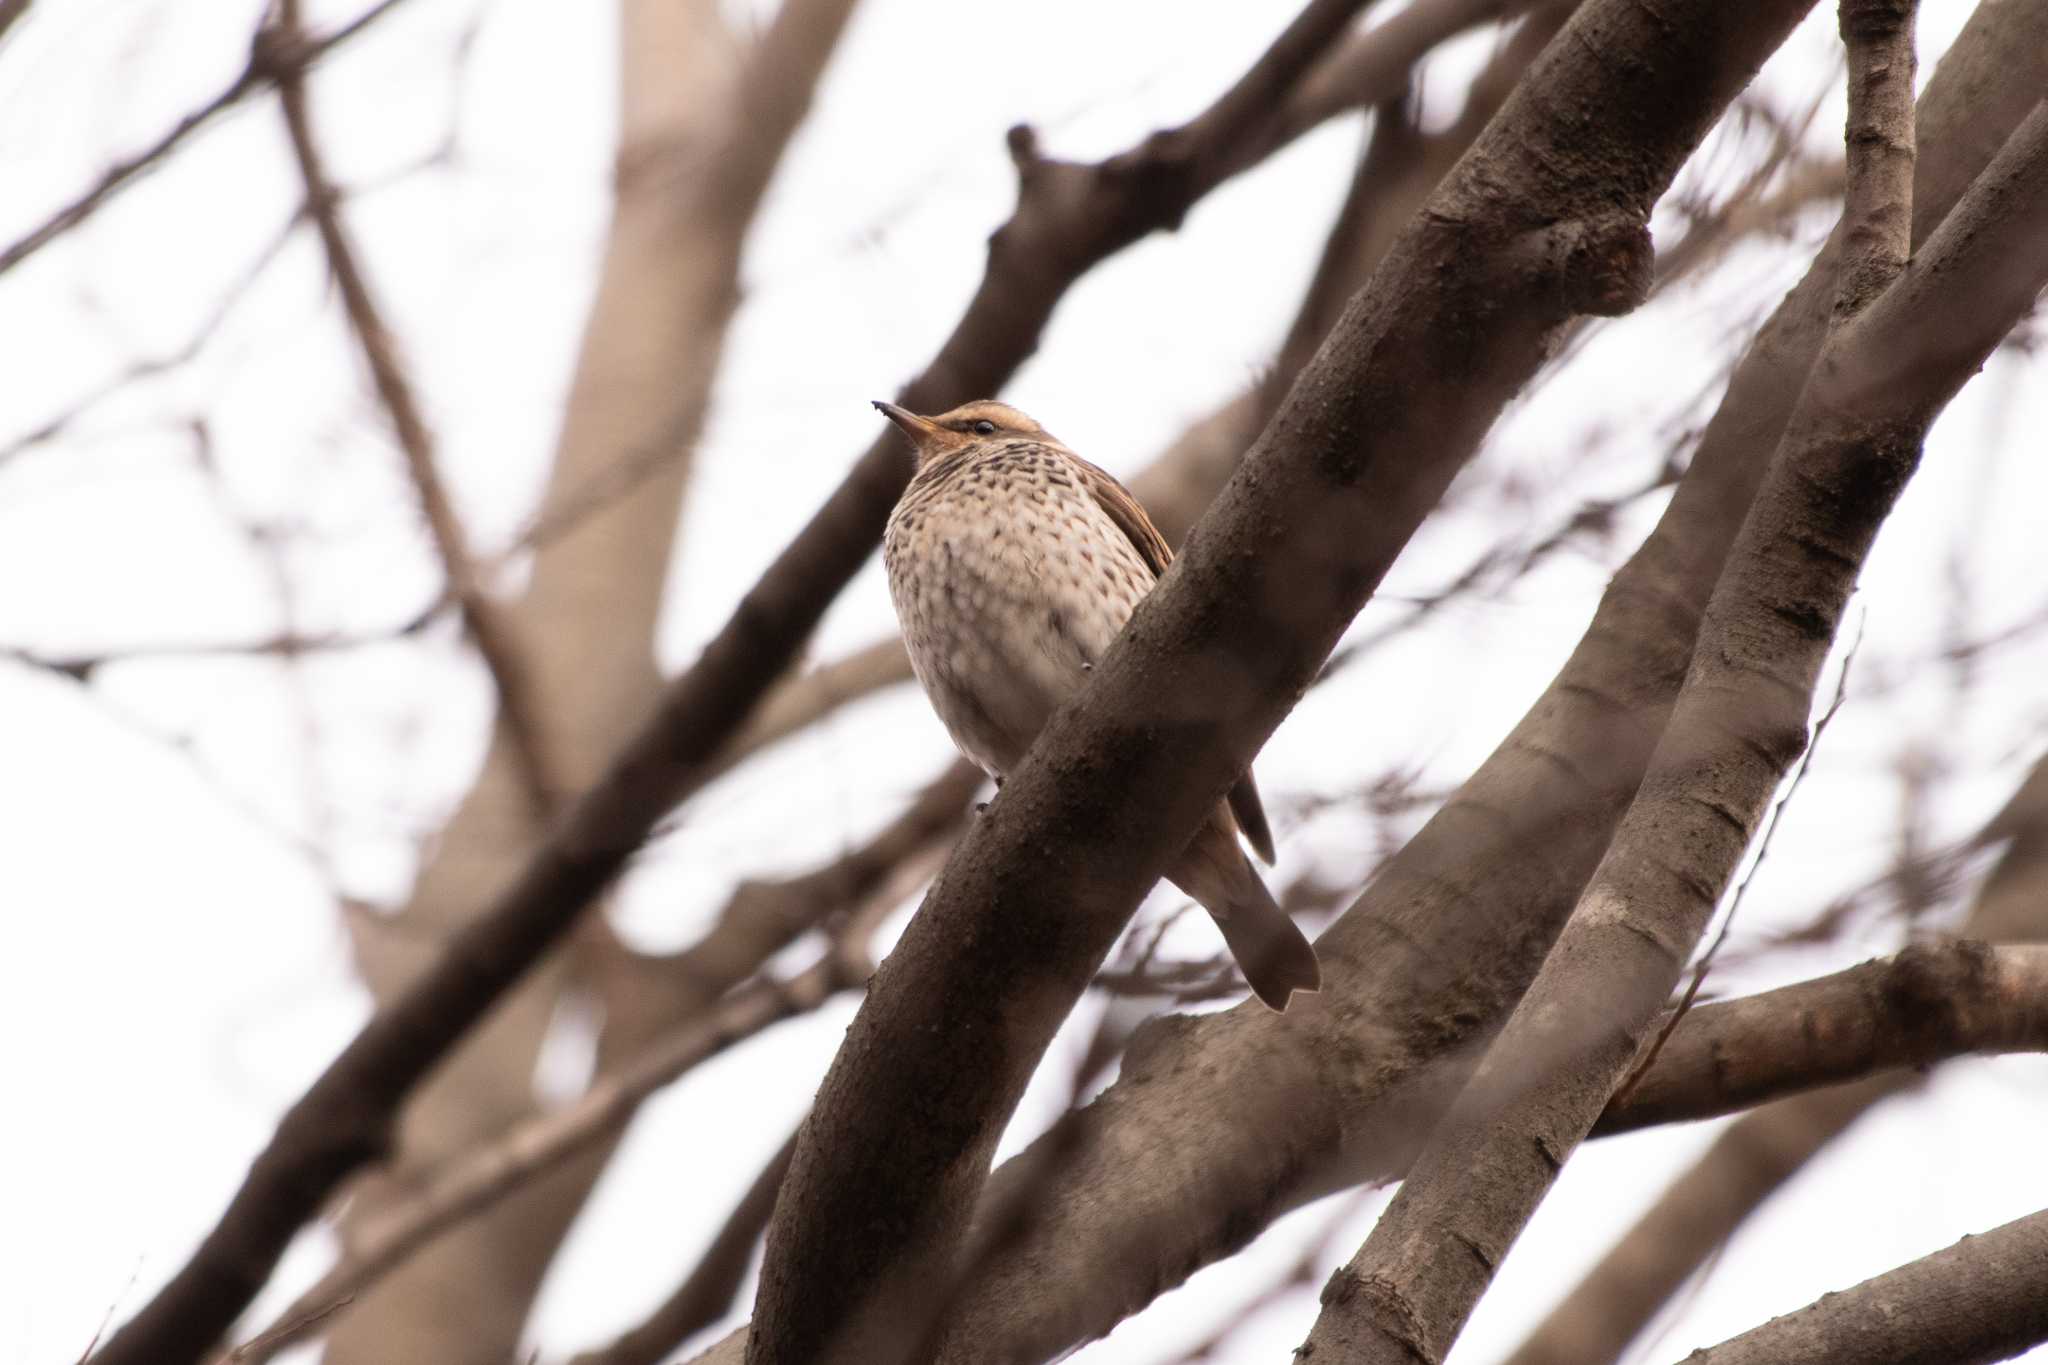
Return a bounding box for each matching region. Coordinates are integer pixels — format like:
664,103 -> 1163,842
1676,1206 -> 2048,1364
1298,92 -> 2048,1365
0,0 -> 408,277
926,13 -> 2048,1361
1833,0 -> 1918,319
1596,941 -> 2048,1134
743,1 -> 1819,1360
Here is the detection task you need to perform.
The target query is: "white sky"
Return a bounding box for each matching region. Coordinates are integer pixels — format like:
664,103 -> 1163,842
3,0 -> 2045,1362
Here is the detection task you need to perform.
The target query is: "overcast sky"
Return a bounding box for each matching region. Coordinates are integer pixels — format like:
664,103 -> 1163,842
3,1 -> 2045,1361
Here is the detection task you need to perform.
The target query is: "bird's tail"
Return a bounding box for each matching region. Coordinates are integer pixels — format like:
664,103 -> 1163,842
1169,817 -> 1322,1011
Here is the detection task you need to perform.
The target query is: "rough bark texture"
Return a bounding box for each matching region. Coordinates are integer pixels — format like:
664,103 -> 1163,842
1593,941 -> 2048,1133
743,2 -> 1819,1360
919,11 -> 2045,1360
1511,750 -> 2048,1365
1676,1206 -> 2048,1365
1297,94 -> 2048,1365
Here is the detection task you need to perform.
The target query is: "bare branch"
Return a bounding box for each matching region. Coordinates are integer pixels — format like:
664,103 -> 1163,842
1677,1206 -> 2048,1364
1833,0 -> 1919,319
272,0 -> 561,812
1597,941 -> 2048,1135
1611,624 -> 1860,1111
0,0 -> 408,278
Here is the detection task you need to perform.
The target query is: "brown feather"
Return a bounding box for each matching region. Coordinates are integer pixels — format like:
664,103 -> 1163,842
1074,456 -> 1276,864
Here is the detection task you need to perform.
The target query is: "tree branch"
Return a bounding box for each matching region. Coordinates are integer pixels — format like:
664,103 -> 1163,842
1596,941 -> 2048,1134
1297,91 -> 2048,1365
272,0 -> 562,813
1833,0 -> 1919,319
1677,1206 -> 2048,1364
0,0 -> 409,278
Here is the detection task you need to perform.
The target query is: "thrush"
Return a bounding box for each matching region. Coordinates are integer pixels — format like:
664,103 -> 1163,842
875,397 -> 1321,1011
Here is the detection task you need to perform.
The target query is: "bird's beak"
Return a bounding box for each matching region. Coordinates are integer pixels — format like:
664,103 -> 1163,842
873,400 -> 960,464
873,399 -> 938,438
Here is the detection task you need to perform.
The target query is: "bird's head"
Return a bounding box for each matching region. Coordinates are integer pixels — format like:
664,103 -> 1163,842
872,398 -> 1051,466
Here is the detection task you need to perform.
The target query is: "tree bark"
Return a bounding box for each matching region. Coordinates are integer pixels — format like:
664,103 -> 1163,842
1675,1206 -> 2048,1365
1592,941 -> 2048,1134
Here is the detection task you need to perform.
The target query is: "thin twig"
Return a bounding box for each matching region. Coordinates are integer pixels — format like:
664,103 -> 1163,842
0,0 -> 410,277
223,1297 -> 353,1362
271,0 -> 561,812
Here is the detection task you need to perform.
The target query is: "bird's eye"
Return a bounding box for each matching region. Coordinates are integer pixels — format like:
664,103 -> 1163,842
972,420 -> 997,436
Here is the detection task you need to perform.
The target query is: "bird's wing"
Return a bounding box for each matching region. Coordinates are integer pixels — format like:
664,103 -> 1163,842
1075,455 -> 1278,865
1073,455 -> 1174,578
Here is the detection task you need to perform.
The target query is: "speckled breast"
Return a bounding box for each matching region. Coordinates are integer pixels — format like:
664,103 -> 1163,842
883,440 -> 1155,775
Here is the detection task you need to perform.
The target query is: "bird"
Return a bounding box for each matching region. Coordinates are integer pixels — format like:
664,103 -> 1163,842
875,397 -> 1321,1011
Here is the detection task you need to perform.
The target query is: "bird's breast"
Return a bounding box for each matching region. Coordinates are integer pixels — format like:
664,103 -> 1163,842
883,448 -> 1156,771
